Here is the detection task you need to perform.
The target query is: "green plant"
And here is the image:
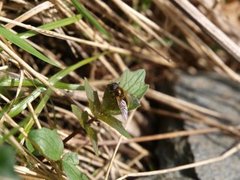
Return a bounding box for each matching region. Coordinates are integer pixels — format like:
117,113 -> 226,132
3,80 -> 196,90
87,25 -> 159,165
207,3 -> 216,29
28,128 -> 88,180
72,69 -> 148,154
26,69 -> 148,179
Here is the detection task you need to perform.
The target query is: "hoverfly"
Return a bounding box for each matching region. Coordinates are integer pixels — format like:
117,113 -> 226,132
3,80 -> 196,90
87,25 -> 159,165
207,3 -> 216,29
107,82 -> 128,121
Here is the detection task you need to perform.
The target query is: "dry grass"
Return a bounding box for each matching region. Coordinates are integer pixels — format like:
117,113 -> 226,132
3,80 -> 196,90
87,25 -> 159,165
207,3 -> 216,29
0,0 -> 240,179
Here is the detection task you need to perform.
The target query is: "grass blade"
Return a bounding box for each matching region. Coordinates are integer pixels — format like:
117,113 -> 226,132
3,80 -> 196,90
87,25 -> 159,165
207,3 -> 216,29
49,53 -> 104,84
8,87 -> 46,118
71,0 -> 109,38
0,76 -> 84,90
18,15 -> 82,39
0,25 -> 61,68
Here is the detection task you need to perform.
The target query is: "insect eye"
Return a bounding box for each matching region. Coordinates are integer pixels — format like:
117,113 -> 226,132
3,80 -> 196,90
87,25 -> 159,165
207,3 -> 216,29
108,82 -> 119,91
113,83 -> 119,89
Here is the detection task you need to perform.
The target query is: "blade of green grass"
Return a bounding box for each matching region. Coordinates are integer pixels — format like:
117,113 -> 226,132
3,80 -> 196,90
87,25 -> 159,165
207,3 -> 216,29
0,77 -> 84,90
49,52 -> 105,84
8,87 -> 46,118
54,82 -> 84,90
21,88 -> 52,137
18,15 -> 82,39
0,25 -> 61,68
0,77 -> 42,87
71,0 -> 109,38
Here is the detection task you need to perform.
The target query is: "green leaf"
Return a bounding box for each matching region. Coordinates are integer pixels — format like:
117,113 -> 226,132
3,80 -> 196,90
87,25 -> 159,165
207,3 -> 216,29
71,0 -> 109,38
18,15 -> 82,39
71,106 -> 98,154
85,126 -> 98,155
84,78 -> 94,102
62,152 -> 79,166
71,105 -> 83,120
84,79 -> 103,116
98,114 -> 131,138
0,25 -> 61,68
71,105 -> 84,128
91,91 -> 102,116
0,145 -> 19,180
8,87 -> 46,118
127,94 -> 140,110
28,128 -> 64,161
119,69 -> 148,99
62,153 -> 88,180
62,161 -> 88,180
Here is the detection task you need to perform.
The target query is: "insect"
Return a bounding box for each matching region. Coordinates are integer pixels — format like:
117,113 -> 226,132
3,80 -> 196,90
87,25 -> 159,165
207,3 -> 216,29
108,82 -> 128,121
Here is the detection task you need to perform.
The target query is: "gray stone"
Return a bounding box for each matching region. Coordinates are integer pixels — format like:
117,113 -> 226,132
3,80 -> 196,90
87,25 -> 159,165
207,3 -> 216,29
175,72 -> 240,180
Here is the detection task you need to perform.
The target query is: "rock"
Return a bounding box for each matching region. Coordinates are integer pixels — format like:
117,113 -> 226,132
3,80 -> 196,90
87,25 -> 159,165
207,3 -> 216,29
175,72 -> 240,180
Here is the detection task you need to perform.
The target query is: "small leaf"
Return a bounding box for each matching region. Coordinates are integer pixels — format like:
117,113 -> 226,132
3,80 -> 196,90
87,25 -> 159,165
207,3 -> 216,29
0,25 -> 61,68
62,158 -> 88,180
127,95 -> 140,110
62,152 -> 79,166
119,69 -> 149,99
90,91 -> 102,117
81,111 -> 89,128
84,78 -> 94,102
0,145 -> 19,180
71,105 -> 84,127
28,128 -> 64,161
85,126 -> 98,155
71,106 -> 98,154
133,84 -> 149,99
84,79 -> 102,116
71,105 -> 89,129
98,114 -> 131,138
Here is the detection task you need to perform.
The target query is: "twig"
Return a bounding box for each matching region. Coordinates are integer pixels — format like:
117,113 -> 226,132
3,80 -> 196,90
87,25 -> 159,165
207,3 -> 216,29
147,89 -> 221,118
98,128 -> 218,146
104,110 -> 136,180
4,1 -> 53,29
0,16 -> 131,55
170,0 -> 240,63
0,40 -> 51,88
117,142 -> 240,179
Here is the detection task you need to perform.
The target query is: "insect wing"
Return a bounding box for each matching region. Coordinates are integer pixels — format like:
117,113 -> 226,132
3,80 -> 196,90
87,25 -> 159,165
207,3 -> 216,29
117,98 -> 128,121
